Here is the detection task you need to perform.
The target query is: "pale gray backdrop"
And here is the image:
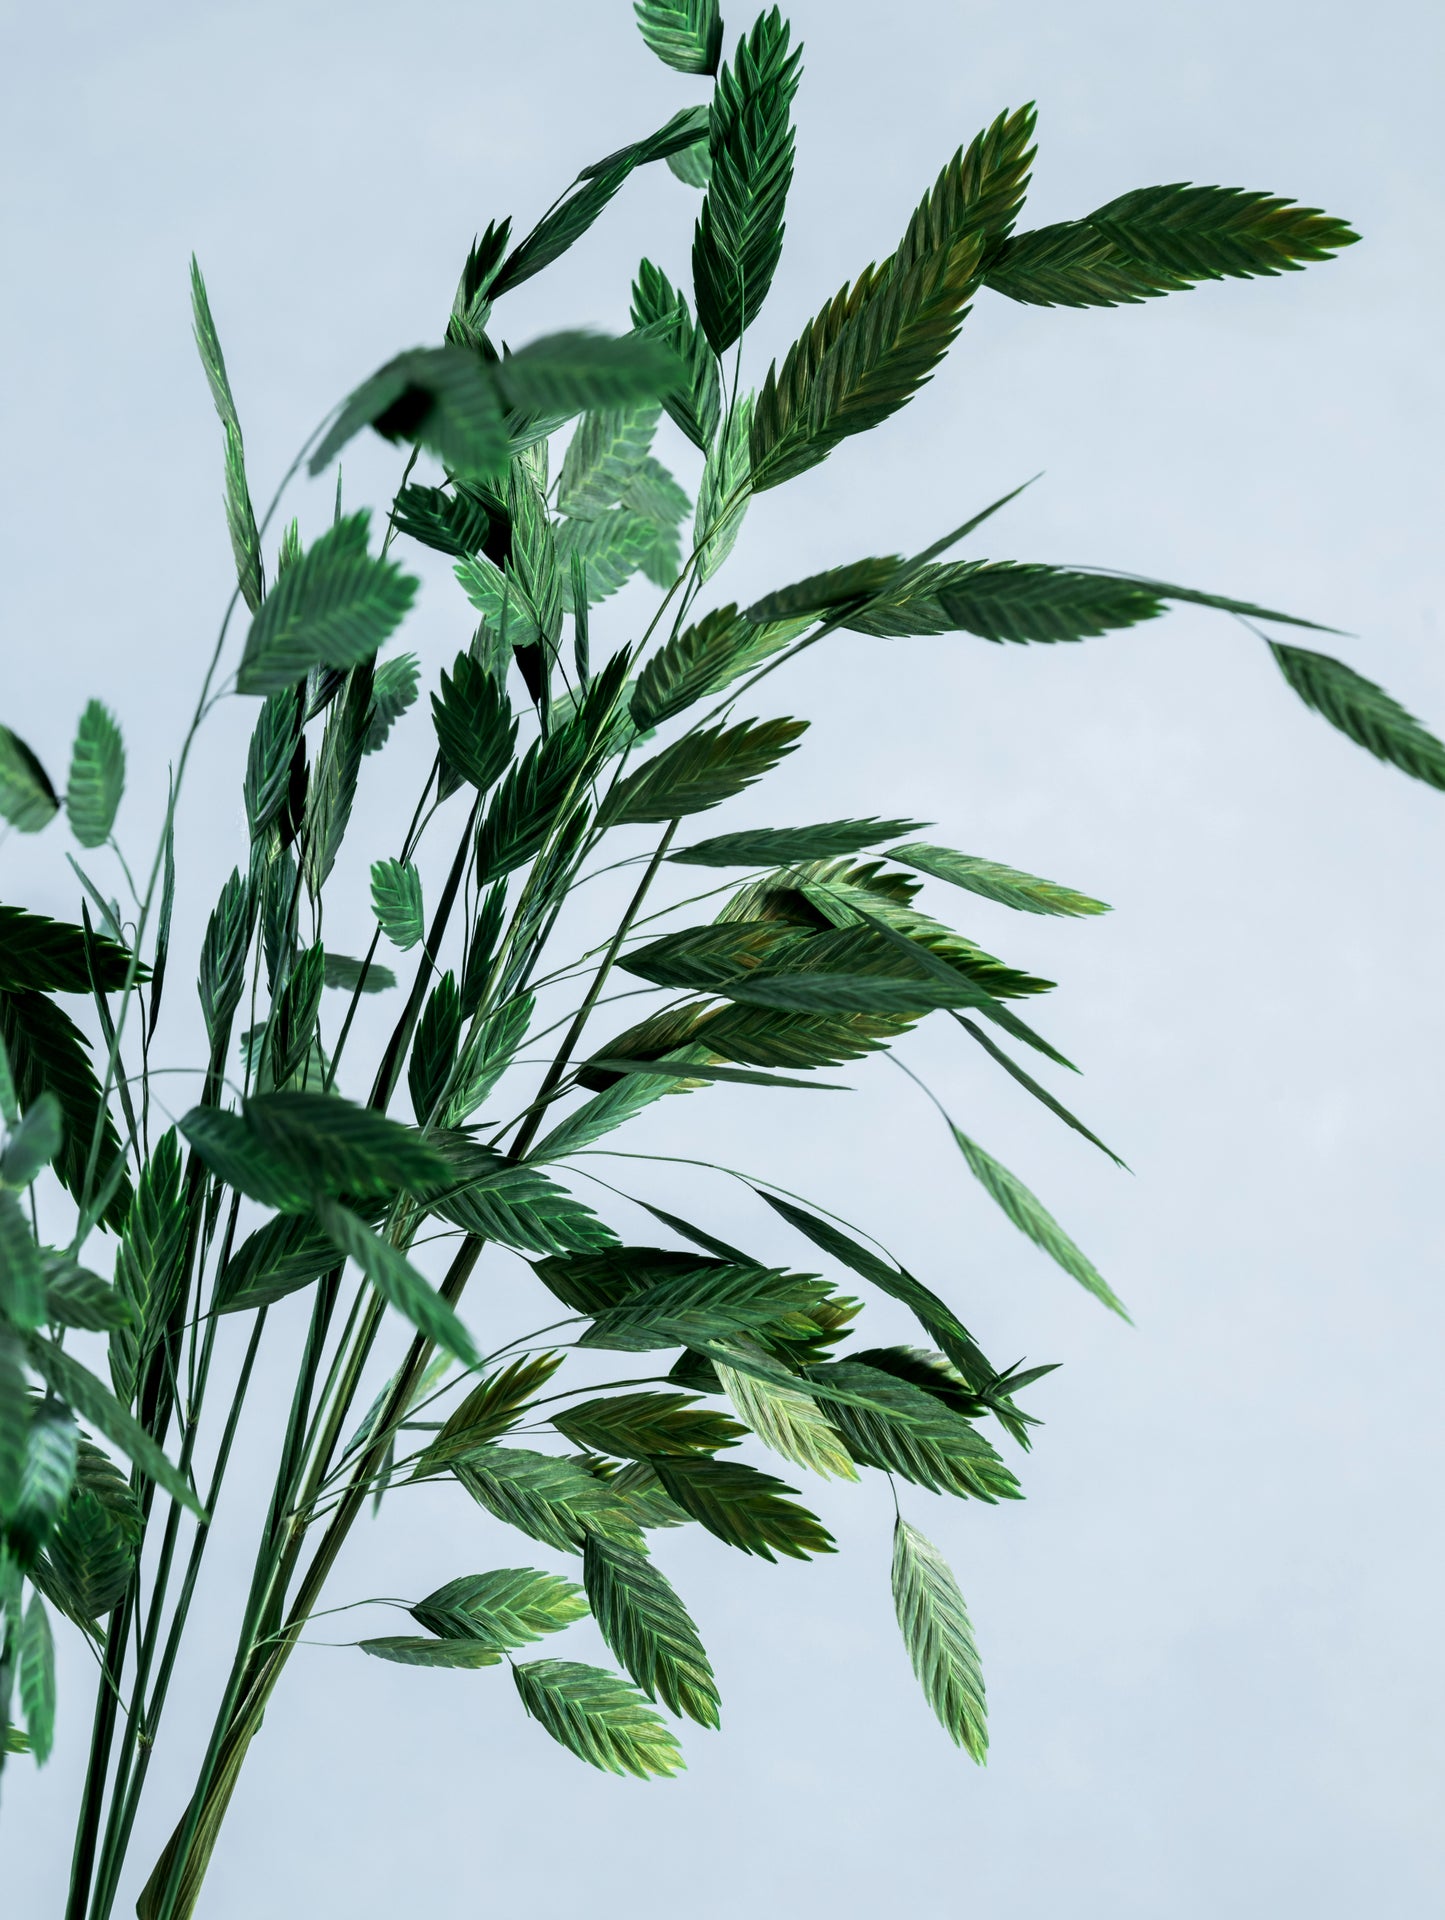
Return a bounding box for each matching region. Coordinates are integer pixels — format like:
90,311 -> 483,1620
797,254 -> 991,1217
2,0 -> 1442,1914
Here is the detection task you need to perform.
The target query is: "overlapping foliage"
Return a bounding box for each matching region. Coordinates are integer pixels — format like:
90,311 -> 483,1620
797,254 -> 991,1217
0,7 -> 1431,1918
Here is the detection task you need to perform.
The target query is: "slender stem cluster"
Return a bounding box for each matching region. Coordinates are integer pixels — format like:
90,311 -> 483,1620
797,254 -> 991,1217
0,14 -> 1395,1920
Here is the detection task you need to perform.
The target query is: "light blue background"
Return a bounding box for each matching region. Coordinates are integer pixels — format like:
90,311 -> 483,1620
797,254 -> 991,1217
2,1 -> 1442,1914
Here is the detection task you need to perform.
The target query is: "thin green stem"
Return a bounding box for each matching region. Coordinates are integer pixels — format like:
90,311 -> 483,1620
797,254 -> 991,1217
91,1308 -> 268,1920
134,442 -> 751,1918
147,814 -> 687,1909
325,759 -> 438,1088
521,1374 -> 677,1414
252,791 -> 481,1633
505,819 -> 680,1163
366,796 -> 482,1116
65,1587 -> 137,1920
84,1168 -> 247,1919
566,1148 -> 902,1267
75,411 -> 334,1241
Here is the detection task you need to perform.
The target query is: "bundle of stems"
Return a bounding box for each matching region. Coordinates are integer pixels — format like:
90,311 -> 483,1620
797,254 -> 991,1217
1,5 -> 1439,1916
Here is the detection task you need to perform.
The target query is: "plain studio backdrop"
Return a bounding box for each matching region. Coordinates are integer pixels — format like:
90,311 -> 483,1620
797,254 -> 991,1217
2,0 -> 1442,1913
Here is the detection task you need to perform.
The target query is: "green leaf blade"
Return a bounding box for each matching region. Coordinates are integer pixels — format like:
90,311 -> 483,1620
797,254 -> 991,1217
0,1191 -> 47,1328
419,1354 -> 565,1470
0,1330 -> 28,1518
456,1447 -> 640,1555
360,1637 -> 503,1669
600,716 -> 807,827
554,509 -> 658,607
8,1401 -> 79,1562
631,261 -> 721,451
237,515 -> 418,697
408,974 -> 462,1125
949,1126 -> 1130,1319
189,255 -> 240,434
392,486 -> 491,561
588,1055 -> 847,1092
24,1336 -> 203,1516
814,1361 -> 1019,1502
411,1567 -> 588,1649
583,1533 -> 720,1728
0,911 -> 136,997
242,1092 -> 452,1202
847,561 -> 1164,643
635,0 -> 722,74
429,1138 -> 616,1256
0,910 -> 131,998
1,1093 -> 63,1191
954,1015 -> 1126,1168
491,112 -> 709,299
43,1257 -> 131,1333
577,1262 -> 826,1354
443,995 -> 532,1127
630,603 -> 808,731
1270,643 -> 1445,791
746,556 -> 903,625
889,843 -> 1109,917
692,11 -> 803,353
714,1343 -> 857,1481
191,259 -> 264,613
214,1212 -> 337,1316
65,703 -> 125,849
0,991 -> 132,1230
892,1517 -> 988,1761
719,971 -> 984,1014
364,653 -> 422,754
322,953 -> 396,995
671,819 -> 929,867
316,1198 -> 481,1370
243,693 -> 301,841
986,183 -> 1358,310
513,1658 -> 686,1778
0,728 -> 60,834
33,1444 -> 142,1629
752,1188 -> 995,1389
371,859 -> 424,951
558,402 -> 660,520
554,1391 -> 744,1460
197,868 -> 250,1048
694,389 -> 753,585
497,330 -> 681,420
308,345 -> 509,478
651,1456 -> 834,1561
431,653 -> 517,795
111,1130 -> 188,1401
748,108 -> 1038,491
18,1594 -> 57,1764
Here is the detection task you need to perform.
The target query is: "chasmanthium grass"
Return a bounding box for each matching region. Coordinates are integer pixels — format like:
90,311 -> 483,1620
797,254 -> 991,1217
1,5 -> 1438,1914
